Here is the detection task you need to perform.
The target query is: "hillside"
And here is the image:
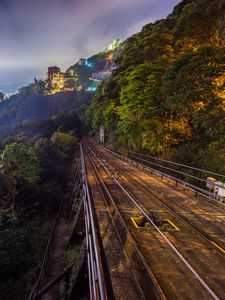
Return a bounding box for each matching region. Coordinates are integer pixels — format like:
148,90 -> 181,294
87,0 -> 225,173
66,39 -> 122,90
0,39 -> 122,139
1,1 -> 225,298
0,91 -> 92,138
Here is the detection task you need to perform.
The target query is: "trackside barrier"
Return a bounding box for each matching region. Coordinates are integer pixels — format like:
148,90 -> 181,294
29,145 -> 108,300
101,144 -> 225,205
80,143 -> 108,300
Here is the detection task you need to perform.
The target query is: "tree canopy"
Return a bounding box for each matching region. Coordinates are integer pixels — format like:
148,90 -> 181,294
86,0 -> 225,172
0,143 -> 40,199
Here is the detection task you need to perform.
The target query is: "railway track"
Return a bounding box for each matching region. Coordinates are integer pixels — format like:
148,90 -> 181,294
84,140 -> 225,300
91,143 -> 225,255
84,143 -> 166,300
92,141 -> 225,247
103,143 -> 225,211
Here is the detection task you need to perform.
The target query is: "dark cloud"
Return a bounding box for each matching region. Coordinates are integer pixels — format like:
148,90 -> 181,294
0,0 -> 181,93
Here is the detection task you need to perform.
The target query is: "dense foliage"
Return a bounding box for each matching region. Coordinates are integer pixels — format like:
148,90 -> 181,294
0,90 -> 92,138
87,0 -> 225,173
0,41 -> 90,298
0,115 -> 79,299
1,1 -> 225,298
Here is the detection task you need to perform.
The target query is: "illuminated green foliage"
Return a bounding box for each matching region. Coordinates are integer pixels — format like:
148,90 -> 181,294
0,143 -> 40,199
87,0 -> 225,172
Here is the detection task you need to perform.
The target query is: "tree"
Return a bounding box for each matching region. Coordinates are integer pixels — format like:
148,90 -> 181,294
33,79 -> 46,96
161,47 -> 225,143
117,58 -> 170,150
0,143 -> 40,201
50,131 -> 78,155
64,79 -> 77,89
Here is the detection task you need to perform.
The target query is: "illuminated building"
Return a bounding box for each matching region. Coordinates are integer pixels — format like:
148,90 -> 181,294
47,66 -> 61,81
86,81 -> 98,92
46,66 -> 65,93
78,58 -> 93,68
46,66 -> 78,94
52,72 -> 65,92
90,52 -> 118,82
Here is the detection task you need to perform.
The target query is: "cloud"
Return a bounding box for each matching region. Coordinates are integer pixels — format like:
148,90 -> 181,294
126,17 -> 155,37
0,0 -> 180,92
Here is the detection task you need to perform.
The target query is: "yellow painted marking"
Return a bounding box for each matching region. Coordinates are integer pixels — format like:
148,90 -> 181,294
130,217 -> 145,228
131,216 -> 180,231
164,219 -> 180,231
211,242 -> 225,254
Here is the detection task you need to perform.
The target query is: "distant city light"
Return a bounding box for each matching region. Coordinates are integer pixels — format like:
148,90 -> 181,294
86,81 -> 97,92
108,53 -> 113,61
85,60 -> 93,68
86,86 -> 97,92
106,39 -> 122,51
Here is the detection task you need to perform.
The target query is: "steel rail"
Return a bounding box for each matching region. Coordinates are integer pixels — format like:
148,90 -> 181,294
86,147 -> 166,300
88,143 -> 220,300
93,146 -> 225,256
80,143 -> 108,300
105,144 -> 225,179
134,151 -> 225,179
103,144 -> 225,198
129,155 -> 207,183
103,144 -> 225,206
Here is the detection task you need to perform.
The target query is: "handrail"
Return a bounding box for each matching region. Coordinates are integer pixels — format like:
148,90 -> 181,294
129,154 -> 207,184
101,144 -> 225,204
134,152 -> 225,179
80,143 -> 108,300
30,145 -> 108,300
105,145 -> 225,181
34,262 -> 76,300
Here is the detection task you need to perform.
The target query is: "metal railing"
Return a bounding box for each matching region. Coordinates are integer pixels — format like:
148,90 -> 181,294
133,152 -> 225,185
102,144 -> 225,202
29,145 -> 108,300
80,143 -> 108,300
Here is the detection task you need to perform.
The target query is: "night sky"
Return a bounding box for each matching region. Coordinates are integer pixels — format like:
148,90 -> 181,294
0,0 -> 181,93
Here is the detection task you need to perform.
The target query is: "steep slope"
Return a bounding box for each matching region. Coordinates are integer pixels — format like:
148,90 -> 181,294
0,91 -> 92,138
87,0 -> 225,173
66,40 -> 122,90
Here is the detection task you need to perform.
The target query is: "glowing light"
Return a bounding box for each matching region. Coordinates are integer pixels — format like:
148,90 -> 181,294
85,60 -> 93,68
107,39 -> 122,51
87,86 -> 97,91
108,53 -> 113,61
86,81 -> 98,92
